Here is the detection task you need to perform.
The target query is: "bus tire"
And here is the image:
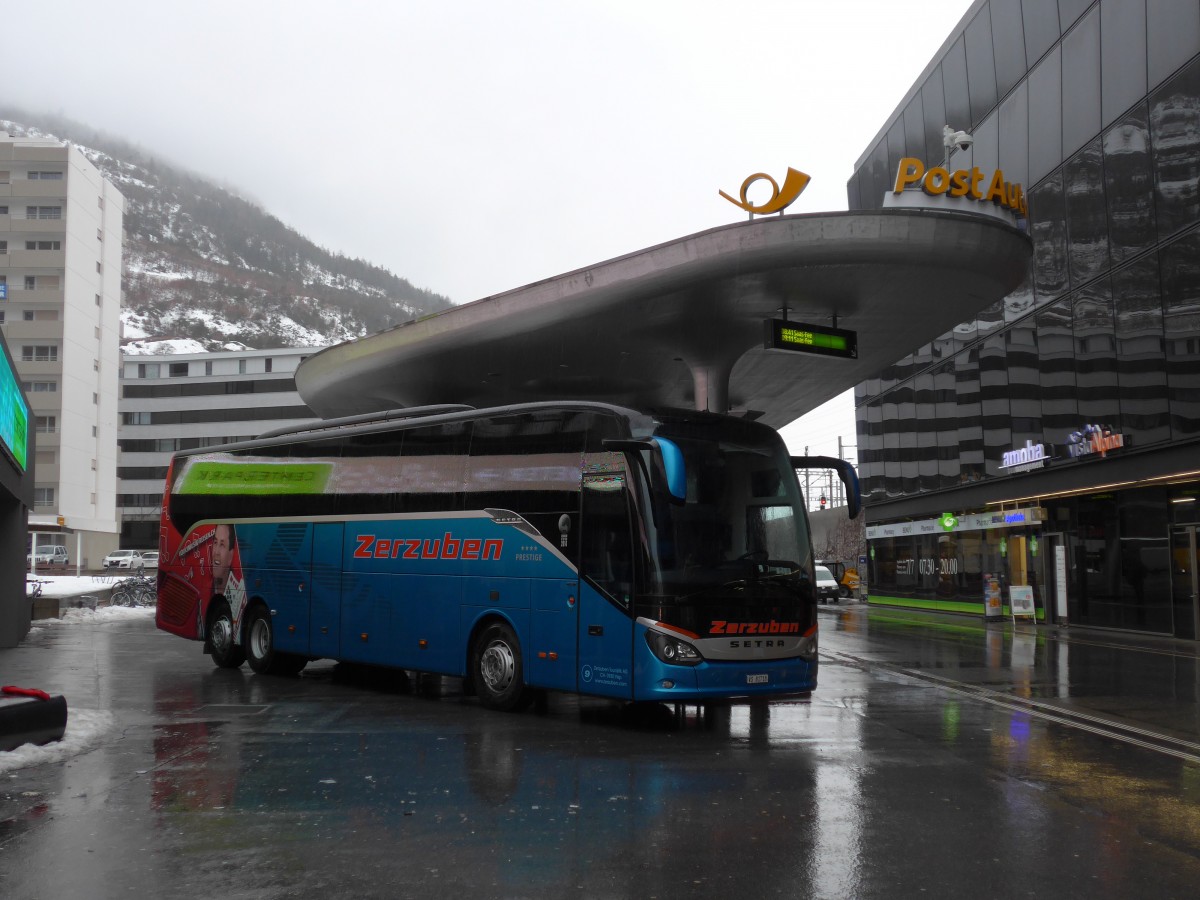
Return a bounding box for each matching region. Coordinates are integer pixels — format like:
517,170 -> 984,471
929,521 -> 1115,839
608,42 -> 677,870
208,600 -> 245,669
471,621 -> 530,712
245,605 -> 305,676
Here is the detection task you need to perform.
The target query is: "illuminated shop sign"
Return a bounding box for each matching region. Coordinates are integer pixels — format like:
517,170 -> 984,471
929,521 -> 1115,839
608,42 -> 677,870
866,507 -> 1045,539
999,439 -> 1048,473
1065,424 -> 1125,459
763,318 -> 857,359
893,157 -> 1027,216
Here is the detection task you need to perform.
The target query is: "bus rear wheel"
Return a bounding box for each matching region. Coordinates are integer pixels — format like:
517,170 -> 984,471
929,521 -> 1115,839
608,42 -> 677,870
208,600 -> 245,669
245,605 -> 306,676
471,622 -> 530,712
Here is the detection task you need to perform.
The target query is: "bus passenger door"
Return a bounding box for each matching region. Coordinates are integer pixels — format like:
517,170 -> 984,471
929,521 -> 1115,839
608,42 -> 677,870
577,480 -> 635,699
528,578 -> 579,692
310,522 -> 343,660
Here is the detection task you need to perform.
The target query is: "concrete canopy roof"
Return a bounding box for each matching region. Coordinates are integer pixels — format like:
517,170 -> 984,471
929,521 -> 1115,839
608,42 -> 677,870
296,209 -> 1031,429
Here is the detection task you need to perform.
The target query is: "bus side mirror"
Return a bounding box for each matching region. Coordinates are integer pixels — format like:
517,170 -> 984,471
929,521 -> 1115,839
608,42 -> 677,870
791,455 -> 861,520
602,438 -> 687,503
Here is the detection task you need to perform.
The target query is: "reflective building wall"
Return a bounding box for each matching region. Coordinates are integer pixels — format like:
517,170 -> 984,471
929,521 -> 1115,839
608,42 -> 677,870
850,0 -> 1200,636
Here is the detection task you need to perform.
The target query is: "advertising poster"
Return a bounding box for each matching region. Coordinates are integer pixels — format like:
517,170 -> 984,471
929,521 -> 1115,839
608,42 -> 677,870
984,573 -> 1003,619
1009,585 -> 1035,619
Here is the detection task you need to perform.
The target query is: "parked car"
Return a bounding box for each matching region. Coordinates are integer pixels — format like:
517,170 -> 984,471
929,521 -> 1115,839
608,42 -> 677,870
814,564 -> 841,604
103,549 -> 145,570
140,550 -> 160,569
28,545 -> 69,568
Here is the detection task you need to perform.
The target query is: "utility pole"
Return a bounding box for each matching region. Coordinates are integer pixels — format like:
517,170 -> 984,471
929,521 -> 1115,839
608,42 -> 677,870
804,445 -> 811,510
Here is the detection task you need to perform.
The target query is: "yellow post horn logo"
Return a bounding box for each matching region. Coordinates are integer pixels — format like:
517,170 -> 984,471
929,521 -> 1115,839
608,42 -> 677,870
720,167 -> 811,215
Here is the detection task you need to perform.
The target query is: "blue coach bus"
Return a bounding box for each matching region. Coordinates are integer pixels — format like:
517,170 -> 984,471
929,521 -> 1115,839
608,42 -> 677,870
156,401 -> 856,710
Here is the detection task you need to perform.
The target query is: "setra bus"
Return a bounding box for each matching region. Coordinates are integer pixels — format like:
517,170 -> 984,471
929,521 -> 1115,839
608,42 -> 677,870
155,401 -> 858,710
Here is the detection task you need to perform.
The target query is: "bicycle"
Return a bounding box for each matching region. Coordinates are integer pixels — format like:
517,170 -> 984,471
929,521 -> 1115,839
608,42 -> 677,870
110,573 -> 157,608
26,578 -> 47,599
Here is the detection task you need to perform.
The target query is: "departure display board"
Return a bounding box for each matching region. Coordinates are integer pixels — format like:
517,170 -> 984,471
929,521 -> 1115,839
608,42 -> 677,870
763,319 -> 857,359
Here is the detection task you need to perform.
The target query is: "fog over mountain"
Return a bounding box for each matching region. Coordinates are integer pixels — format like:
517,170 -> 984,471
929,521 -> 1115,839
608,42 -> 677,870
2,109 -> 454,353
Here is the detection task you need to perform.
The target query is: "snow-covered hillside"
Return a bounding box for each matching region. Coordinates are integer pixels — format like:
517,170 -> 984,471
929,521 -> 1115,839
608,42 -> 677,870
2,113 -> 454,351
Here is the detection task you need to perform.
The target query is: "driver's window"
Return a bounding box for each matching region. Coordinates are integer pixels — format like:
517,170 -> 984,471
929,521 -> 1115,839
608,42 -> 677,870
581,480 -> 634,607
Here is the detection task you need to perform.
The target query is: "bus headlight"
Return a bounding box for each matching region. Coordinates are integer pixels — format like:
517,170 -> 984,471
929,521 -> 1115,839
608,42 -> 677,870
645,631 -> 702,666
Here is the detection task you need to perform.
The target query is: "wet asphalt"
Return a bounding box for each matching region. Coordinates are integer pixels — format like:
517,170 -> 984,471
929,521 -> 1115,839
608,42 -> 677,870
2,603 -> 1200,900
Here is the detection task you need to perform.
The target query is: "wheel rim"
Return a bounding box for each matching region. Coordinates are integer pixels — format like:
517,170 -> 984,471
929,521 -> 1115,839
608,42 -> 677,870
211,615 -> 233,656
480,639 -> 516,693
250,616 -> 271,661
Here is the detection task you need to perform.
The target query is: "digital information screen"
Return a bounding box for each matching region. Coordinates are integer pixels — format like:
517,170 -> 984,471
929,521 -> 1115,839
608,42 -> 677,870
763,318 -> 857,359
0,347 -> 28,471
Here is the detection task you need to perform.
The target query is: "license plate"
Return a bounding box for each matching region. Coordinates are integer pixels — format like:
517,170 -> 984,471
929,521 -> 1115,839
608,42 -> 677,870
746,673 -> 769,685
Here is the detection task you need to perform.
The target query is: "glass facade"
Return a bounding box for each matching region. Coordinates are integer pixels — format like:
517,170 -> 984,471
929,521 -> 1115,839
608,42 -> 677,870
852,0 -> 1200,637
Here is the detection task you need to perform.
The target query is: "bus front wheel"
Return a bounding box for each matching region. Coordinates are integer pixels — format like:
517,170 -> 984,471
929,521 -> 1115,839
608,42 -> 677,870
245,605 -> 306,676
471,622 -> 531,712
208,600 -> 245,669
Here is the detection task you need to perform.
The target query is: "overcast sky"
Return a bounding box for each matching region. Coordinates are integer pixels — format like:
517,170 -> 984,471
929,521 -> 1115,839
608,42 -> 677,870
6,0 -> 974,469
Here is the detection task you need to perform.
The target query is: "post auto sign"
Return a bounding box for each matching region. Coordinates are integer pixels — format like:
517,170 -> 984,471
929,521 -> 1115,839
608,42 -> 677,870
893,157 -> 1027,216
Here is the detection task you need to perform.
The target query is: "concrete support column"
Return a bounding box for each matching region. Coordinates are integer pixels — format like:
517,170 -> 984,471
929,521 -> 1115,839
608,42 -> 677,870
690,362 -> 732,414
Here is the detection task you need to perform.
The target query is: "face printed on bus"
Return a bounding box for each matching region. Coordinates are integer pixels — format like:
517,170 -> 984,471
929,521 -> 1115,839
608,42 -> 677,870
211,524 -> 234,594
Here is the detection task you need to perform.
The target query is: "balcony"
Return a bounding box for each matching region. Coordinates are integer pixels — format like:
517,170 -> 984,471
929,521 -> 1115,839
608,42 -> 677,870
6,248 -> 66,268
3,180 -> 66,200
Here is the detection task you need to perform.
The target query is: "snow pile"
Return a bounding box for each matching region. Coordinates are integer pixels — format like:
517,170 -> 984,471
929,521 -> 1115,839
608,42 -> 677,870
0,708 -> 117,776
33,607 -> 156,626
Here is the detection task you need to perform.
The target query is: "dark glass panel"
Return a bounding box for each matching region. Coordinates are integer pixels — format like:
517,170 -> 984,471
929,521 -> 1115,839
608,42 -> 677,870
1117,489 -> 1172,633
922,68 -> 948,164
1147,0 -> 1200,91
1023,0 -> 1061,66
971,112 -> 999,173
893,378 -> 919,496
955,349 -> 984,483
965,8 -> 998,123
991,0 -> 1028,98
1113,256 -> 1170,447
1150,56 -> 1200,238
1030,171 -> 1070,300
903,96 -> 925,159
881,393 -> 902,498
914,368 -> 937,494
865,139 -> 891,210
1028,47 -> 1064,182
1058,0 -> 1093,30
1037,298 -> 1078,440
886,119 -> 908,186
847,170 -> 862,211
1061,5 -> 1102,157
942,36 -> 972,131
1073,280 -> 1121,428
1070,494 -> 1122,628
1064,138 -> 1111,284
979,332 -> 1011,477
1004,264 -> 1037,322
1006,316 -> 1043,445
999,81 -> 1030,188
976,299 -> 1006,341
933,362 -> 960,488
1103,104 -> 1158,262
1160,229 -> 1200,437
1101,0 -> 1147,127
861,400 -> 886,502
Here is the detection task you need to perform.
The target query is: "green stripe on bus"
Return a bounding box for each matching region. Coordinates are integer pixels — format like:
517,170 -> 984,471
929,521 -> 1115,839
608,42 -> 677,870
177,461 -> 334,495
867,594 -> 1046,620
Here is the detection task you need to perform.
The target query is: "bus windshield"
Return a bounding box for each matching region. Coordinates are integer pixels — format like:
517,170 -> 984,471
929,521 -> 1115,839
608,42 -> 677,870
632,417 -> 814,634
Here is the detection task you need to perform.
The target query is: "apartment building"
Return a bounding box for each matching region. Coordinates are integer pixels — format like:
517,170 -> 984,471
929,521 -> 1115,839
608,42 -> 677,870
118,347 -> 319,547
0,132 -> 124,567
